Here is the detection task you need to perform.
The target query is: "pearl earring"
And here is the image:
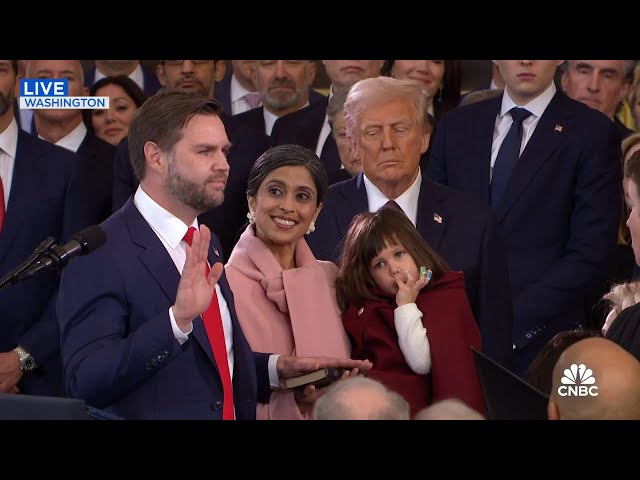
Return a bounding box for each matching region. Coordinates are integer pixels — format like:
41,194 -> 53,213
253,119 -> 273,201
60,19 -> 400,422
306,221 -> 316,235
247,210 -> 256,225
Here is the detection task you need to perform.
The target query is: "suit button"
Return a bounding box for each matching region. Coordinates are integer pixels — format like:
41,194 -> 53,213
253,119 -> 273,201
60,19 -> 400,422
525,332 -> 533,339
212,401 -> 223,410
145,363 -> 153,371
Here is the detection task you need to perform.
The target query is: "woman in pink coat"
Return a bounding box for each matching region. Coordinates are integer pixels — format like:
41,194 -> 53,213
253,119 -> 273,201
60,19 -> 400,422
225,145 -> 351,420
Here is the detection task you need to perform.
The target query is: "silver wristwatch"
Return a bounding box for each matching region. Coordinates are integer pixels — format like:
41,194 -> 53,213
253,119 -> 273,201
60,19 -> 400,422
13,345 -> 37,372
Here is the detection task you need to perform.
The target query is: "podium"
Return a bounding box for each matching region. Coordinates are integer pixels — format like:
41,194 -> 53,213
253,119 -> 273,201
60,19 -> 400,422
0,392 -> 121,420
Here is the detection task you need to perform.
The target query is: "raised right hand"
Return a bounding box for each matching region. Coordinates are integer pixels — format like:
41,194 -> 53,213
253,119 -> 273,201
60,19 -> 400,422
173,225 -> 224,331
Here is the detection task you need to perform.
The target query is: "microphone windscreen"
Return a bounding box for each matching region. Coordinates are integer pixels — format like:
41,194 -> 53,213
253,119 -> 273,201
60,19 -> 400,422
72,225 -> 107,255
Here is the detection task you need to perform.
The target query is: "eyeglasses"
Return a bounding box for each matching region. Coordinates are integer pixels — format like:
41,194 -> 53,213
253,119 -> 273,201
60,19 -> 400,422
163,60 -> 211,66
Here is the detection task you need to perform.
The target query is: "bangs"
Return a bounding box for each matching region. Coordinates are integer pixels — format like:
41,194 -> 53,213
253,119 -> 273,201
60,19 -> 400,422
361,229 -> 401,264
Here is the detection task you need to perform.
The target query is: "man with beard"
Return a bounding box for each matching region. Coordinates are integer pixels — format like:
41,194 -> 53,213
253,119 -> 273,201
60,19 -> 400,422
234,60 -> 322,136
271,60 -> 384,181
0,60 -> 76,396
57,91 -> 369,420
112,60 -> 271,257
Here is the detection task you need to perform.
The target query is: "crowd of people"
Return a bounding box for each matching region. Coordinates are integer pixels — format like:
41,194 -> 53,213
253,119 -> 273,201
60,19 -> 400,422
2,59 -> 640,420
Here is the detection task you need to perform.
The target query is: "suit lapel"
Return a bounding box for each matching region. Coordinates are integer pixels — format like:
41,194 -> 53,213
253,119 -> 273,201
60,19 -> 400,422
495,92 -> 572,220
416,178 -> 448,252
338,175 -> 369,238
320,135 -> 341,174
76,130 -> 93,159
221,113 -> 241,151
127,202 -> 225,366
126,202 -> 181,305
0,132 -> 50,264
472,98 -> 502,204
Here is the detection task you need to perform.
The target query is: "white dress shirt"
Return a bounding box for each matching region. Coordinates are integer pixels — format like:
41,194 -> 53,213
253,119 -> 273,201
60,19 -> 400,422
490,82 -> 556,181
133,186 -> 235,379
363,168 -> 422,226
230,75 -> 260,115
40,121 -> 87,153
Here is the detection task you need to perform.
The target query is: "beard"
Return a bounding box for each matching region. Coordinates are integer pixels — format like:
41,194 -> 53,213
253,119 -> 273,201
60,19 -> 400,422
0,89 -> 14,116
166,156 -> 225,213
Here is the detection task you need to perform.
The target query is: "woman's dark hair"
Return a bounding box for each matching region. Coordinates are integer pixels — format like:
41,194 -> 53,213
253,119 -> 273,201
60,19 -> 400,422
380,60 -> 462,120
335,206 -> 449,312
246,144 -> 328,206
83,75 -> 147,131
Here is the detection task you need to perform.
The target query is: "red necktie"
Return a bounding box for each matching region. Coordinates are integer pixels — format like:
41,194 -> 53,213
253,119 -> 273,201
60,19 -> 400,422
183,226 -> 235,420
0,177 -> 6,234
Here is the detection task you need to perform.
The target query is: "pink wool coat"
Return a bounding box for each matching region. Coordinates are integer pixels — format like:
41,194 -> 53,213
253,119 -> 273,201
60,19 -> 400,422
225,225 -> 351,420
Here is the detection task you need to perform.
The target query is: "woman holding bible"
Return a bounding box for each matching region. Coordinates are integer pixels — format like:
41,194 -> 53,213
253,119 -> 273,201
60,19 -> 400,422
225,145 -> 353,420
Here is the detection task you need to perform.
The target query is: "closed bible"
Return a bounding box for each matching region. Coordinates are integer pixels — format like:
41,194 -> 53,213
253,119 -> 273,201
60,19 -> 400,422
283,367 -> 345,390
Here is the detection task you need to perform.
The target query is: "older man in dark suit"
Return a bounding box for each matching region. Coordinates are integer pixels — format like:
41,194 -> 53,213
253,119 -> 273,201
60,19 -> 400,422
307,76 -> 514,369
233,60 -> 325,137
0,60 -> 77,396
428,60 -> 621,375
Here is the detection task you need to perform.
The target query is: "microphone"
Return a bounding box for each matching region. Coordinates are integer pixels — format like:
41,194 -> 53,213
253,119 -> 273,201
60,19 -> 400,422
0,236 -> 58,289
17,225 -> 107,280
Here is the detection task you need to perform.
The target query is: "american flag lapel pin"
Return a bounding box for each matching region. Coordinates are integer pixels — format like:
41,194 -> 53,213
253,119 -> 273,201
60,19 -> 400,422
554,124 -> 563,133
433,213 -> 443,224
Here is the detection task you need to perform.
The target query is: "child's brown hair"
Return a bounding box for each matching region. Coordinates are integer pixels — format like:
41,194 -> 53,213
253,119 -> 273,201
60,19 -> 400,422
335,207 -> 449,312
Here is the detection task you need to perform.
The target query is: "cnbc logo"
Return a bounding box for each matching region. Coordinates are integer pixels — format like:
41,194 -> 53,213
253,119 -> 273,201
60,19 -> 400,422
19,79 -> 109,110
557,363 -> 598,397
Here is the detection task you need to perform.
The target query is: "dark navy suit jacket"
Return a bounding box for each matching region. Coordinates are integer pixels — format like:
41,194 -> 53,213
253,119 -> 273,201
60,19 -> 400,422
213,72 -> 234,116
270,97 -> 342,180
0,130 -> 76,395
63,131 -> 116,241
306,173 -> 514,368
111,113 -> 271,258
57,199 -> 271,419
427,90 -> 621,359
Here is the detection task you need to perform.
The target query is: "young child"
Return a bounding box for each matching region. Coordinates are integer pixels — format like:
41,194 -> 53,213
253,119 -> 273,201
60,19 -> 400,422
335,207 -> 484,416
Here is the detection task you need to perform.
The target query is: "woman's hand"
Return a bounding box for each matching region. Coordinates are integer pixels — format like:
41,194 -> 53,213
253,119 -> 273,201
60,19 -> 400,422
293,368 -> 365,414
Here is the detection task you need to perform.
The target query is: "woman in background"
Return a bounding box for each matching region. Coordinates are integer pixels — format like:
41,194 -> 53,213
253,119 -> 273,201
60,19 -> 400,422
85,75 -> 146,146
381,60 -> 462,121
